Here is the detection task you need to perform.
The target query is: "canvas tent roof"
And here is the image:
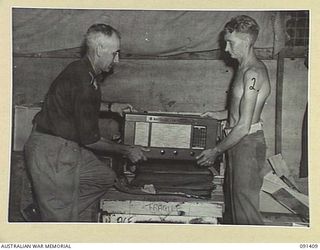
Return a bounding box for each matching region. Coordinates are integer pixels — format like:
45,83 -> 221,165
13,9 -> 285,57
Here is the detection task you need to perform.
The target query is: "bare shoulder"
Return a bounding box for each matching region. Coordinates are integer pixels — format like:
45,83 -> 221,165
244,61 -> 268,78
243,61 -> 270,89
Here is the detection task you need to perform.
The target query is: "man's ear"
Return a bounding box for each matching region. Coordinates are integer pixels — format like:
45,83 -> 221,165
245,35 -> 252,47
96,44 -> 103,57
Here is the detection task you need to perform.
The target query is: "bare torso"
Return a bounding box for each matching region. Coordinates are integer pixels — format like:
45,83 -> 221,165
228,60 -> 271,127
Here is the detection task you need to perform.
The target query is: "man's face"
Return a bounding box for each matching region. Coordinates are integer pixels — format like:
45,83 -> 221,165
97,33 -> 120,73
224,31 -> 248,60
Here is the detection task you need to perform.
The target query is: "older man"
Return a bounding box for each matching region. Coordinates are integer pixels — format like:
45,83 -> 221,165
197,15 -> 271,225
24,24 -> 148,222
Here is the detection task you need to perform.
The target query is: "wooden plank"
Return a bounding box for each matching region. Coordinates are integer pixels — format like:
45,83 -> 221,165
260,191 -> 292,214
103,187 -> 223,202
275,50 -> 284,155
35,46 -> 305,60
13,47 -> 82,59
270,189 -> 309,221
261,172 -> 309,221
100,213 -> 218,224
262,172 -> 309,207
100,200 -> 223,218
268,154 -> 291,178
13,47 -> 274,60
268,154 -> 299,191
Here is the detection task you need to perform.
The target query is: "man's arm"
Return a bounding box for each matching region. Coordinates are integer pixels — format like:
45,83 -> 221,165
201,110 -> 228,120
197,69 -> 260,166
86,138 -> 148,164
73,88 -> 148,163
100,102 -> 136,116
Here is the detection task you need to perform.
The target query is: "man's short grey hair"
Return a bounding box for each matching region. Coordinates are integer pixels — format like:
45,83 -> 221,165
85,24 -> 121,52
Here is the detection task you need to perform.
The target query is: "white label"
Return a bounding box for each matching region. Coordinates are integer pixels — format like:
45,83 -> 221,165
134,122 -> 149,147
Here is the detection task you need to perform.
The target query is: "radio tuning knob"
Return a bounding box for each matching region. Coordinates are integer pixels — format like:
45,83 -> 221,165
160,150 -> 165,155
173,150 -> 178,155
190,151 -> 195,156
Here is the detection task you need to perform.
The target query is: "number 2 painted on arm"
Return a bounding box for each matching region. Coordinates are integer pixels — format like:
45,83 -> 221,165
249,77 -> 257,91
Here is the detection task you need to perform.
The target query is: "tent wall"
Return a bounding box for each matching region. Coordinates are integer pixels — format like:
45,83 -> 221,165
13,57 -> 277,162
13,9 -> 283,56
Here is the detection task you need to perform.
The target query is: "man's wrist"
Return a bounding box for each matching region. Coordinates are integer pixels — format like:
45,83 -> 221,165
217,110 -> 228,120
214,146 -> 222,155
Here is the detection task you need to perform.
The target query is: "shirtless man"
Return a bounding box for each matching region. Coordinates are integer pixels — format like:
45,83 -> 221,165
197,15 -> 271,225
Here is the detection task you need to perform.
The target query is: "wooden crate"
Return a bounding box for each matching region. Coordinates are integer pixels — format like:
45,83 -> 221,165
98,190 -> 224,224
100,212 -> 218,224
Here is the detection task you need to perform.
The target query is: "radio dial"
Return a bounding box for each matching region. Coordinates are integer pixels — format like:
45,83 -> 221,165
160,150 -> 165,155
173,150 -> 178,155
190,151 -> 195,156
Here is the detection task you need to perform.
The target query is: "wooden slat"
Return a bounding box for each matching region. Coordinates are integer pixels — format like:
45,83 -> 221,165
100,200 -> 223,218
261,172 -> 309,221
13,47 -> 82,58
103,187 -> 223,202
268,154 -> 291,178
13,47 -> 274,60
260,191 -> 292,214
262,172 -> 309,207
13,46 -> 306,60
268,154 -> 299,191
101,213 -> 218,224
270,189 -> 309,221
275,50 -> 285,154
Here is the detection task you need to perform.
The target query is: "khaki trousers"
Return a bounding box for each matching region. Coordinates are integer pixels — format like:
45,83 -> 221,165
24,130 -> 116,222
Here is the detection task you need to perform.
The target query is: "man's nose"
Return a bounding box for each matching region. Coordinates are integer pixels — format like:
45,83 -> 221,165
225,44 -> 229,52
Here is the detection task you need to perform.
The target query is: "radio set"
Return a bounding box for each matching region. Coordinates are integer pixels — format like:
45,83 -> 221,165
122,112 -> 220,197
123,112 -> 218,161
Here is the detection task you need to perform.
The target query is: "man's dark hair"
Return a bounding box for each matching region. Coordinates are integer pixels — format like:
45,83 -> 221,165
224,15 -> 260,43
